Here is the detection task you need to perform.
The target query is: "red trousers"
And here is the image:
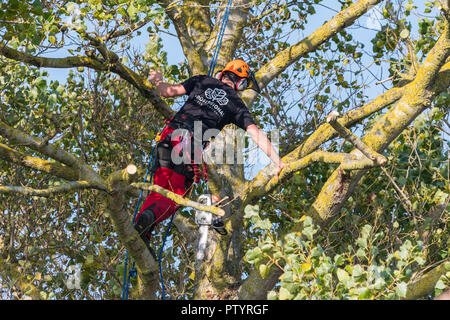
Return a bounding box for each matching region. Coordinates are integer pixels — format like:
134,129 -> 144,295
135,126 -> 193,235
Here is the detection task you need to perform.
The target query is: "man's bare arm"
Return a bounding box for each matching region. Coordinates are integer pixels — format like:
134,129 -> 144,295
246,124 -> 285,177
149,69 -> 186,98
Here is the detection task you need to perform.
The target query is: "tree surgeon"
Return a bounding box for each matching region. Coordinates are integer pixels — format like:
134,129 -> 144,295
134,59 -> 286,257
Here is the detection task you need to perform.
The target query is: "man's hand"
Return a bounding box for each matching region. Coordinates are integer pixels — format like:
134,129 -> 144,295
149,69 -> 163,86
274,160 -> 286,182
276,161 -> 286,178
148,69 -> 186,98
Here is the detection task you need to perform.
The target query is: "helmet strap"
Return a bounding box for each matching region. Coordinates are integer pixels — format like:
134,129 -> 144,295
248,71 -> 261,93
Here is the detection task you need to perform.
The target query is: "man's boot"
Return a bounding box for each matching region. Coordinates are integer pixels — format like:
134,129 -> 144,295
134,207 -> 157,260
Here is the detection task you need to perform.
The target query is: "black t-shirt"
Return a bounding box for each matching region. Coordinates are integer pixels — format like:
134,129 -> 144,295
169,75 -> 255,135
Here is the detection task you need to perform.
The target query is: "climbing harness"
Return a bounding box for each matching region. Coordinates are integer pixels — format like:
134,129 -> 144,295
121,0 -> 233,300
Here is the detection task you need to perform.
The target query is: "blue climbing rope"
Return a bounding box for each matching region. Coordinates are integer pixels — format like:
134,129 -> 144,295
208,0 -> 233,77
122,0 -> 233,300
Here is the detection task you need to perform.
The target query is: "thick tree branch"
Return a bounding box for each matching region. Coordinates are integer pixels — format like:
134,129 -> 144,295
162,0 -> 252,75
0,119 -> 106,190
243,56 -> 450,209
0,43 -> 174,119
131,182 -> 226,216
411,14 -> 450,90
0,181 -> 93,197
0,44 -> 106,69
404,260 -> 450,300
105,166 -> 159,299
110,63 -> 174,118
0,142 -> 79,181
73,28 -> 174,118
326,110 -> 387,165
161,0 -> 209,74
173,213 -> 199,244
286,86 -> 404,163
241,150 -> 383,207
204,0 -> 252,70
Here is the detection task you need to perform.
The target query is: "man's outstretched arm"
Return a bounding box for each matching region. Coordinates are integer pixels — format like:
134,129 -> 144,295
246,124 -> 285,177
149,69 -> 186,98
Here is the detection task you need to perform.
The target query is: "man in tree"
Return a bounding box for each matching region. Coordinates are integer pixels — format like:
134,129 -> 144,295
134,59 -> 285,256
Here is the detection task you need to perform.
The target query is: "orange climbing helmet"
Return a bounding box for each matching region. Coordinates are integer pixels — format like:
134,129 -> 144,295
215,59 -> 261,93
222,59 -> 250,78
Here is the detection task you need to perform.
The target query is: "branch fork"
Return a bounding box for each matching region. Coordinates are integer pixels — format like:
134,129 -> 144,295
326,110 -> 388,166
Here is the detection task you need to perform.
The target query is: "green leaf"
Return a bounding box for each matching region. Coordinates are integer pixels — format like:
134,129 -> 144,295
396,282 -> 408,298
30,87 -> 38,98
398,247 -> 409,260
352,265 -> 364,280
243,204 -> 259,219
85,255 -> 94,265
361,224 -> 372,239
434,190 -> 448,203
279,287 -> 293,300
302,216 -> 313,227
301,263 -> 312,272
267,290 -> 278,300
358,287 -> 370,299
311,246 -> 322,257
302,226 -> 316,240
255,218 -> 272,230
245,247 -> 262,262
35,77 -> 47,90
127,3 -> 138,18
414,256 -> 425,266
337,268 -> 350,282
281,271 -> 294,283
356,238 -> 368,249
373,278 -> 386,290
48,35 -> 56,44
400,29 -> 410,39
356,248 -> 366,259
260,242 -> 273,253
259,264 -> 270,279
435,279 -> 447,290
334,254 -> 345,266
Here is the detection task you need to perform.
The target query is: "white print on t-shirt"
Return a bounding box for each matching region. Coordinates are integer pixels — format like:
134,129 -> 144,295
194,88 -> 228,118
204,88 -> 229,106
